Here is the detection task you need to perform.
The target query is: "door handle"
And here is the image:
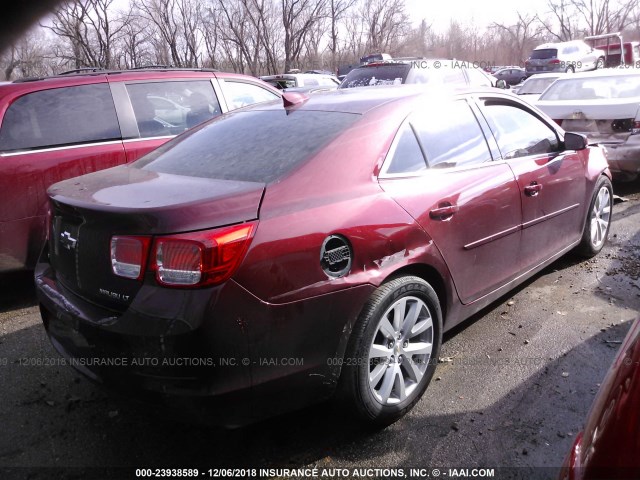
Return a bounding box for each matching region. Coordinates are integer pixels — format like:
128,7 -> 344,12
524,182 -> 542,197
429,203 -> 459,220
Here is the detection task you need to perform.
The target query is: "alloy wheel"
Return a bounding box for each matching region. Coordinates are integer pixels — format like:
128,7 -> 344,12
367,296 -> 434,405
590,185 -> 611,248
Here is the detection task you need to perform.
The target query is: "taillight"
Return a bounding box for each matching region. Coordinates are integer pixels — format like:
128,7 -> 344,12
111,236 -> 151,280
631,120 -> 640,134
549,59 -> 561,64
151,222 -> 257,288
553,119 -> 563,126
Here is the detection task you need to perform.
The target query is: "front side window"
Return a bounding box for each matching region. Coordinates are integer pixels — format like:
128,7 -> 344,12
126,81 -> 221,138
223,81 -> 280,110
411,100 -> 492,168
482,102 -> 559,159
0,83 -> 120,152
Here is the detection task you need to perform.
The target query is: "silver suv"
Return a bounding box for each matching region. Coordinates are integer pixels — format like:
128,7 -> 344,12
525,40 -> 605,76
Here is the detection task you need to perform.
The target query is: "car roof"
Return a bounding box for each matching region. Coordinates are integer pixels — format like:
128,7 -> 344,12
535,40 -> 587,49
261,73 -> 336,80
550,68 -> 640,80
252,84 -> 509,116
524,72 -> 565,79
0,68 -> 280,99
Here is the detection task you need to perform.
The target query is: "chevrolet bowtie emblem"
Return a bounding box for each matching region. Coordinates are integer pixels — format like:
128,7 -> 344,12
60,231 -> 77,250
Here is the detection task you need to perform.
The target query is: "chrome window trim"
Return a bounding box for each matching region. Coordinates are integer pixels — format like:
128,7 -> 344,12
0,139 -> 124,157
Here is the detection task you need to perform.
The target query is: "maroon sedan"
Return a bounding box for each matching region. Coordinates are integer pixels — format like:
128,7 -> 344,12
36,86 -> 612,426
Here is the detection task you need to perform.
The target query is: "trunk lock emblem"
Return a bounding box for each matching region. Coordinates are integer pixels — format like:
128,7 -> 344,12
60,231 -> 78,250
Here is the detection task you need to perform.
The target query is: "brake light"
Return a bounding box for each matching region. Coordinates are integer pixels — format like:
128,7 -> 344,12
151,222 -> 257,287
632,120 -> 640,134
553,119 -> 563,126
549,59 -> 561,64
111,236 -> 151,280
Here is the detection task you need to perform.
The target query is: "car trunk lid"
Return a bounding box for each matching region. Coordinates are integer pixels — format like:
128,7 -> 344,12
47,166 -> 265,311
538,100 -> 640,143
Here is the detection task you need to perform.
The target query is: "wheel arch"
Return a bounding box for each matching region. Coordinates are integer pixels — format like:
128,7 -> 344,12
382,263 -> 448,325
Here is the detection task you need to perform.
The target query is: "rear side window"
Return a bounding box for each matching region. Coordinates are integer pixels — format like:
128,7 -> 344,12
0,83 -> 120,152
340,64 -> 410,88
137,110 -> 359,183
126,81 -> 221,138
223,81 -> 280,110
384,123 -> 427,175
482,103 -> 559,159
531,49 -> 558,60
411,100 -> 492,168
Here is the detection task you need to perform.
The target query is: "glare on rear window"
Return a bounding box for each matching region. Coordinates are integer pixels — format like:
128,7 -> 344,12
339,64 -> 410,88
135,109 -> 359,183
531,49 -> 557,60
539,75 -> 640,101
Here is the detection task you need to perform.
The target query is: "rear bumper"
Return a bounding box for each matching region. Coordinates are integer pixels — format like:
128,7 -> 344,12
600,140 -> 640,176
567,132 -> 640,176
35,252 -> 374,425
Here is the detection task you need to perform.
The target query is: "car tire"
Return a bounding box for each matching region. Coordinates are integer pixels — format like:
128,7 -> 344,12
595,57 -> 605,69
339,275 -> 442,427
576,176 -> 613,258
566,65 -> 575,73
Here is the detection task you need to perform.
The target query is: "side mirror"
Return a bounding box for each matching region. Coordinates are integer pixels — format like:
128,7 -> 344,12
564,131 -> 588,151
495,79 -> 508,89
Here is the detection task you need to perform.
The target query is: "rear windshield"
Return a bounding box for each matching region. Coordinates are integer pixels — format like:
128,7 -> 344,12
539,75 -> 640,101
136,109 -> 359,183
339,64 -> 410,88
264,79 -> 296,89
531,49 -> 558,60
518,77 -> 559,94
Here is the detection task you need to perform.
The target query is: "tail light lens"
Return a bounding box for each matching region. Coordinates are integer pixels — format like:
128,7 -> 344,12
111,236 -> 151,280
549,59 -> 561,64
152,222 -> 257,287
631,120 -> 640,134
553,119 -> 563,126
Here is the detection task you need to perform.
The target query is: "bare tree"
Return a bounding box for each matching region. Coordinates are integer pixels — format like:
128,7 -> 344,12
537,0 -> 579,41
572,0 -> 639,35
492,12 -> 545,65
327,0 -> 356,69
135,0 -> 202,67
1,28 -> 54,79
46,0 -> 129,69
281,0 -> 327,73
360,0 -> 410,53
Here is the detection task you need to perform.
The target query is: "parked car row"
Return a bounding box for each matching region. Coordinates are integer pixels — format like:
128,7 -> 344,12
0,59 -> 634,451
535,69 -> 640,180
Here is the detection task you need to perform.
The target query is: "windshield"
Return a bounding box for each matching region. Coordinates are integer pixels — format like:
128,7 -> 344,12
135,109 -> 359,183
518,76 -> 559,95
540,75 -> 640,101
531,49 -> 557,60
339,64 -> 410,88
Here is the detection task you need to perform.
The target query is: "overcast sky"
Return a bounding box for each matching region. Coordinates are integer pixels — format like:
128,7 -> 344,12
404,0 -> 550,32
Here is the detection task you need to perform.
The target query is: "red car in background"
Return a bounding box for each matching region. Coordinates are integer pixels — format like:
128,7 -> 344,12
36,86 -> 612,426
561,317 -> 640,480
0,68 -> 280,272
